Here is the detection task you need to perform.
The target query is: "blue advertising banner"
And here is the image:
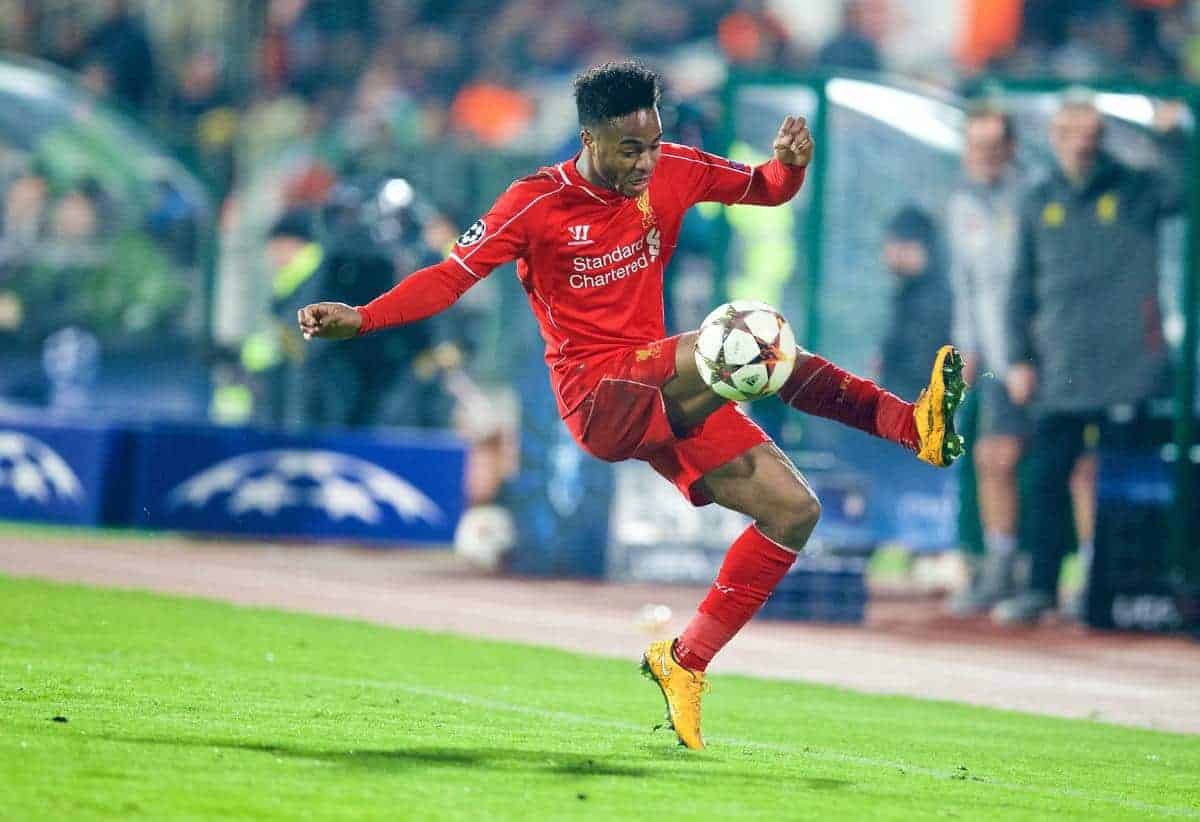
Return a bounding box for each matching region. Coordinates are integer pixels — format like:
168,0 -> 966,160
0,412 -> 128,526
799,420 -> 959,552
130,423 -> 466,545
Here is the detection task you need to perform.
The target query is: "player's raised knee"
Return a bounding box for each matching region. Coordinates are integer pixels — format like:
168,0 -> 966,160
770,485 -> 821,549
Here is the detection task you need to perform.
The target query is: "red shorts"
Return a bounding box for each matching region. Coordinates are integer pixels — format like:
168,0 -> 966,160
563,336 -> 770,506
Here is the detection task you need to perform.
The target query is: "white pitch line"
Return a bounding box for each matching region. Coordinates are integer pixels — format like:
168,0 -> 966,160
304,672 -> 1200,819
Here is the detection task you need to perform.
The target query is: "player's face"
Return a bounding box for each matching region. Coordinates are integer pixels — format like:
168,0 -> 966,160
584,107 -> 662,198
963,116 -> 1013,185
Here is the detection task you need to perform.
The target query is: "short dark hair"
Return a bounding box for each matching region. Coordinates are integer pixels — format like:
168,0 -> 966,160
965,102 -> 1015,143
574,60 -> 662,128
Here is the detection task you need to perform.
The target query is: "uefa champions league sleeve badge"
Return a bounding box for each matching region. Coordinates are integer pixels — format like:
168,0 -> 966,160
457,219 -> 486,247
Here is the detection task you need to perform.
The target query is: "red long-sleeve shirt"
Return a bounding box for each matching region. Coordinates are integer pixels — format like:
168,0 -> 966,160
358,144 -> 806,417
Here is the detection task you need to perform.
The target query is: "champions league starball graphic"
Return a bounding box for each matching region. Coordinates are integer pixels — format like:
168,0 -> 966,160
0,431 -> 84,506
168,449 -> 444,525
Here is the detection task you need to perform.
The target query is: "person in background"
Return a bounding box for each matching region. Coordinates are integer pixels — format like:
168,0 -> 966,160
80,0 -> 157,111
816,0 -> 885,72
878,204 -> 952,403
996,96 -> 1177,625
944,105 -> 1029,617
240,208 -> 408,429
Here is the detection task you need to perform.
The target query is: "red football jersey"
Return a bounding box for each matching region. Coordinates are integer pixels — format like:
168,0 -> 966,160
443,143 -> 805,416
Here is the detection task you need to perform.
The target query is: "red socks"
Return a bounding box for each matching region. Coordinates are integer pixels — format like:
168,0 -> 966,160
672,355 -> 917,673
673,525 -> 797,672
778,354 -> 919,452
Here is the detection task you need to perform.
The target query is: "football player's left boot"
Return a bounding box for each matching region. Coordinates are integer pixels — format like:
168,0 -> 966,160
914,345 -> 967,468
641,639 -> 708,750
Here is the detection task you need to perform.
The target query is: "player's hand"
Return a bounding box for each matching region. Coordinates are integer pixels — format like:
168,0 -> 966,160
297,302 -> 361,341
1006,362 -> 1037,406
773,115 -> 814,167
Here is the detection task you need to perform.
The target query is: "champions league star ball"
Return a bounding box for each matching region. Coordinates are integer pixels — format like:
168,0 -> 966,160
694,301 -> 797,402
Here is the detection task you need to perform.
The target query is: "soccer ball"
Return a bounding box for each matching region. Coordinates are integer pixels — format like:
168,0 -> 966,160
693,301 -> 797,402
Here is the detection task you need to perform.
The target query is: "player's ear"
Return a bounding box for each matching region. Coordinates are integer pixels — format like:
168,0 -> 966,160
580,128 -> 594,150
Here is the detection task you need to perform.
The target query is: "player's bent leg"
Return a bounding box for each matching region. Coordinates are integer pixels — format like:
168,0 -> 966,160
778,344 -> 966,467
676,302 -> 963,465
696,440 -> 821,548
643,442 -> 818,750
661,331 -> 729,435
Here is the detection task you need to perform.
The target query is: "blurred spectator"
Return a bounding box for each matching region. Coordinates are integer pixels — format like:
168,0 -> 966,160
2,173 -> 50,246
42,15 -> 91,72
957,0 -> 1023,73
1000,0 -> 1185,82
817,0 -> 885,73
167,50 -> 238,195
1020,0 -> 1103,51
450,66 -> 535,148
996,97 -> 1178,625
1126,0 -> 1183,76
240,186 -> 454,430
7,173 -> 185,349
80,0 -> 157,111
261,0 -> 374,99
717,0 -> 793,68
51,185 -> 102,242
877,204 -> 951,403
261,0 -> 321,97
1047,9 -> 1131,81
239,209 -> 345,428
944,105 -> 1029,617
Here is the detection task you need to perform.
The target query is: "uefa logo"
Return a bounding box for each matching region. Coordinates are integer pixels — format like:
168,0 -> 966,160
0,431 -> 84,507
169,449 -> 444,525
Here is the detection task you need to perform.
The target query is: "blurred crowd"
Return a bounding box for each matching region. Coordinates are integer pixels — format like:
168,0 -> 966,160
3,1 -> 1196,196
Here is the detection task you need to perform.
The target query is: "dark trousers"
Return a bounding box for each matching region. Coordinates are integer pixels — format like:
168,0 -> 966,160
1022,410 -> 1105,597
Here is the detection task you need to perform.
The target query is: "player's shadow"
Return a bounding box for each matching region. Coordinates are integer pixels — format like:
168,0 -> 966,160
93,732 -> 649,778
93,732 -> 855,789
309,745 -> 651,778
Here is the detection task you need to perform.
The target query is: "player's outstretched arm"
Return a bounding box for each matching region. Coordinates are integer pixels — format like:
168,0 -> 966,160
298,302 -> 361,340
298,258 -> 480,342
712,115 -> 813,208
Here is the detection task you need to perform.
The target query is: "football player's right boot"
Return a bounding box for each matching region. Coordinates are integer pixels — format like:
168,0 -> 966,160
641,639 -> 708,750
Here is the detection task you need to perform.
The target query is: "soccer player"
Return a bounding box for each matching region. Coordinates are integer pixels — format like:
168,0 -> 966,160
298,61 -> 965,750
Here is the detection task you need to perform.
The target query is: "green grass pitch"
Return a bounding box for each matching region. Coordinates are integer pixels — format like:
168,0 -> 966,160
2,575 -> 1198,820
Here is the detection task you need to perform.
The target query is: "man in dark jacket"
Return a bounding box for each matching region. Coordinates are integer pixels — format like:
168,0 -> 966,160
879,205 -> 953,402
997,98 -> 1177,624
244,207 -> 436,430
